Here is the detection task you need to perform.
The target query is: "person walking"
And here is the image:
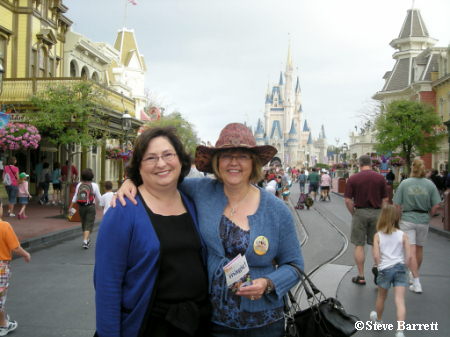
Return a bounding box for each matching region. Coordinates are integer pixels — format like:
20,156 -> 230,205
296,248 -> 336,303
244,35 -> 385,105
344,155 -> 388,285
0,199 -> 31,336
298,170 -> 307,194
99,181 -> 114,215
307,167 -> 320,201
2,157 -> 19,217
17,173 -> 31,219
393,159 -> 441,294
68,168 -> 101,249
370,204 -> 411,337
115,123 -> 304,337
319,170 -> 332,201
51,162 -> 62,205
38,162 -> 51,205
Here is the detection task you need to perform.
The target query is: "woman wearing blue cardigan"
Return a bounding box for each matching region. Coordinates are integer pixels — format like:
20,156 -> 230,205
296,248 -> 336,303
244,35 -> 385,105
116,123 -> 304,337
95,127 -> 210,337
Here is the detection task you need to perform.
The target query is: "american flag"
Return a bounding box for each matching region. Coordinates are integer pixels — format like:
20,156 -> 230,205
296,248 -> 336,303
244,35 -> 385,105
128,0 -> 137,5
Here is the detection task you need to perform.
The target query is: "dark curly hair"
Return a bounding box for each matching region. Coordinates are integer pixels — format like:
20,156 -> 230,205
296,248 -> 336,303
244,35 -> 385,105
126,127 -> 191,187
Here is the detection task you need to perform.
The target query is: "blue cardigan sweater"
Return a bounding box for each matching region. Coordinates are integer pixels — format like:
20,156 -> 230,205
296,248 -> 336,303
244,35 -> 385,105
94,192 -> 205,337
180,178 -> 304,315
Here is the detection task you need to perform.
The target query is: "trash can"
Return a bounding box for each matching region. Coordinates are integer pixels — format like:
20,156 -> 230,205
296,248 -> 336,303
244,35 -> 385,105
338,178 -> 346,194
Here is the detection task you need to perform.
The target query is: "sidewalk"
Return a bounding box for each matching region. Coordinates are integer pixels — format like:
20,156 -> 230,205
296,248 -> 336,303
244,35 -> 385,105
4,201 -> 103,250
331,178 -> 450,238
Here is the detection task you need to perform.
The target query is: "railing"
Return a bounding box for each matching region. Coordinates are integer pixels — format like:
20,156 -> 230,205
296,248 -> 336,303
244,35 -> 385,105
0,78 -> 135,116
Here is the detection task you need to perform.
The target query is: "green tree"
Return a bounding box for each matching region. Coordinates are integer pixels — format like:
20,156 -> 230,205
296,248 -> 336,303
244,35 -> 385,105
28,81 -> 106,213
145,112 -> 199,156
374,100 -> 444,173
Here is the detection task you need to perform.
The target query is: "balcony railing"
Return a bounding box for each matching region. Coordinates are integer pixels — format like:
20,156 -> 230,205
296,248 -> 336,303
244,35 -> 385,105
0,77 -> 135,116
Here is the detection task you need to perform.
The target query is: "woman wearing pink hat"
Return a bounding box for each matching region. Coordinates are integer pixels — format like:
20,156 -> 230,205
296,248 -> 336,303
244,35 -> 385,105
115,123 -> 304,337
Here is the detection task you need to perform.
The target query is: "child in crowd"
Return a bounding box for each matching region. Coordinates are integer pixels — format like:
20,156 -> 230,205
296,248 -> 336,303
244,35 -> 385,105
0,199 -> 31,336
370,204 -> 411,337
99,181 -> 114,215
68,168 -> 101,249
51,162 -> 62,205
17,173 -> 31,220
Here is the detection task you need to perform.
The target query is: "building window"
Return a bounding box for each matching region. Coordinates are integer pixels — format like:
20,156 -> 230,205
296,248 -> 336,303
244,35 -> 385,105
0,37 -> 6,76
70,60 -> 77,77
81,66 -> 89,79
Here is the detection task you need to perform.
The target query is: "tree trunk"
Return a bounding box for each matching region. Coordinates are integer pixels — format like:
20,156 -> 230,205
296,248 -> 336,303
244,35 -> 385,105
62,144 -> 74,217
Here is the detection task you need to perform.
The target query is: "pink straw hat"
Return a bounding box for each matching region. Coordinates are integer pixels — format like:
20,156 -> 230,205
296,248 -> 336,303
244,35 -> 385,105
195,123 -> 277,173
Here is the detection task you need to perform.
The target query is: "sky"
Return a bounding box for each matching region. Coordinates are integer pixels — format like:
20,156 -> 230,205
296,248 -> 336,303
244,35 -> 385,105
66,0 -> 450,146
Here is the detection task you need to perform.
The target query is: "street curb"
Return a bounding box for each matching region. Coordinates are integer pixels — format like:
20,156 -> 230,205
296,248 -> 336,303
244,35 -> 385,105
19,221 -> 100,254
332,191 -> 450,239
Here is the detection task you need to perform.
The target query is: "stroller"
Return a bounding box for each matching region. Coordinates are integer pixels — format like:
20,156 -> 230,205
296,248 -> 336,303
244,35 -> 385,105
295,193 -> 313,210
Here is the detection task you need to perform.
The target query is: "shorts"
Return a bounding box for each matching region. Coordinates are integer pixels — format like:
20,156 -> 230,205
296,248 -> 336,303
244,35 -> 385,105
309,182 -> 318,192
399,220 -> 428,246
79,204 -> 96,232
52,183 -> 61,191
5,185 -> 18,204
0,261 -> 11,310
321,186 -> 330,191
350,208 -> 381,246
377,263 -> 408,289
18,197 -> 29,205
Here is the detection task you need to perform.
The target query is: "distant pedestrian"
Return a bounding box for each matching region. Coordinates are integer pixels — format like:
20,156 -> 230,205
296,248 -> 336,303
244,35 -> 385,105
51,162 -> 62,205
386,169 -> 395,185
99,181 -> 114,215
298,170 -> 307,194
2,157 -> 19,217
33,156 -> 46,197
320,170 -> 332,201
61,160 -> 78,183
38,162 -> 51,205
370,204 -> 410,337
0,199 -> 31,336
344,155 -> 388,285
68,168 -> 101,249
307,167 -> 320,201
393,159 -> 441,294
17,173 -> 31,220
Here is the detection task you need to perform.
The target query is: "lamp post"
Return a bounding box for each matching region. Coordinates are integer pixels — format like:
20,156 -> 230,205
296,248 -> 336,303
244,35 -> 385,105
119,111 -> 132,185
0,58 -> 4,98
445,120 -> 450,169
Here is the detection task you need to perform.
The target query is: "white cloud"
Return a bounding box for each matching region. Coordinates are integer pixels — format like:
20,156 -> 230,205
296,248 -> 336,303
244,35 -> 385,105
67,0 -> 450,145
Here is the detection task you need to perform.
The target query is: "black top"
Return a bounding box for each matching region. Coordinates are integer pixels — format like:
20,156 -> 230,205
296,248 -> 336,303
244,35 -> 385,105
144,201 -> 208,304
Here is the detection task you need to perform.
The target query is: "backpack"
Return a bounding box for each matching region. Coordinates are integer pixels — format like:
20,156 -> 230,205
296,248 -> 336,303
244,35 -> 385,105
76,182 -> 95,205
45,171 -> 52,183
2,166 -> 12,186
298,174 -> 306,184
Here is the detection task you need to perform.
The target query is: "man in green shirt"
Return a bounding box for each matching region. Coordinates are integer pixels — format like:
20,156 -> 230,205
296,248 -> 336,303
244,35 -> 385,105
393,159 -> 441,294
307,168 -> 320,201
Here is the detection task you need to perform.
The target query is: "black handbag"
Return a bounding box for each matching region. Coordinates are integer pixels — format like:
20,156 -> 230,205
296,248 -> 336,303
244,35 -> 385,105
284,264 -> 359,337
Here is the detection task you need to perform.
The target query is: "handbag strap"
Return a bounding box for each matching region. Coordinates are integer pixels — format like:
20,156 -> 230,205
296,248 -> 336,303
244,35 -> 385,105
287,263 -> 322,299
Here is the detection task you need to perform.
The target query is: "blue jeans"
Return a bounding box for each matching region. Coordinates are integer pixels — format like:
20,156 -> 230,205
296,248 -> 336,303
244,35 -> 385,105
377,263 -> 408,289
5,185 -> 18,204
211,319 -> 284,337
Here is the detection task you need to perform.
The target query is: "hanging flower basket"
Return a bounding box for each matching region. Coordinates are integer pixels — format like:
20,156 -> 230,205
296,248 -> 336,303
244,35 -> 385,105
371,158 -> 381,167
0,122 -> 41,151
389,156 -> 405,167
119,150 -> 133,161
105,147 -> 122,160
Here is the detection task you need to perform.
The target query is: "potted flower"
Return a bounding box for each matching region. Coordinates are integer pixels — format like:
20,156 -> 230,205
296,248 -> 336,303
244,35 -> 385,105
0,122 -> 41,151
389,156 -> 405,167
371,158 -> 381,167
105,147 -> 121,160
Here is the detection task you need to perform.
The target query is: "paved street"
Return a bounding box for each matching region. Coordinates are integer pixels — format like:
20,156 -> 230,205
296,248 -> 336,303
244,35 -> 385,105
4,183 -> 450,336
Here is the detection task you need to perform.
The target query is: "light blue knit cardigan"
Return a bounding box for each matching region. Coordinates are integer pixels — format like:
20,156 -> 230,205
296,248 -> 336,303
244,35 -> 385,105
180,177 -> 304,313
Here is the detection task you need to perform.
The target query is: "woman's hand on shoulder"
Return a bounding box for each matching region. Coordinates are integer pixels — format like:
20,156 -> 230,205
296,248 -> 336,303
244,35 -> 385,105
111,179 -> 138,207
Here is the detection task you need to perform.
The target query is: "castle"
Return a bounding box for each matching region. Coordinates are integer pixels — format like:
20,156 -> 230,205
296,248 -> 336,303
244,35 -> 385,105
255,47 -> 327,167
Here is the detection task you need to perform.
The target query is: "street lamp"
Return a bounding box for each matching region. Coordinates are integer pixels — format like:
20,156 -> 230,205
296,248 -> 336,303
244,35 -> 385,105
444,119 -> 450,168
118,111 -> 132,185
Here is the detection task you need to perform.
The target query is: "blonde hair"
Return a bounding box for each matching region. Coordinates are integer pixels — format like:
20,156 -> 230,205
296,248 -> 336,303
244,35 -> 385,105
410,158 -> 426,178
211,149 -> 263,184
376,204 -> 400,234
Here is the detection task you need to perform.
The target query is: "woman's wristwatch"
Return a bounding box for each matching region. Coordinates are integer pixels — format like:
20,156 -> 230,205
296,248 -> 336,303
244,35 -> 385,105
263,278 -> 274,294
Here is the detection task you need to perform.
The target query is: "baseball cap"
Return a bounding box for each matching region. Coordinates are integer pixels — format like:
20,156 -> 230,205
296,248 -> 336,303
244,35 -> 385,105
19,172 -> 29,179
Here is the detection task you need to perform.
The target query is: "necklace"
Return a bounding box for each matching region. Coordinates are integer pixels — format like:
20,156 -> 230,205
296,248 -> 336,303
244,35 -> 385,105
229,186 -> 251,217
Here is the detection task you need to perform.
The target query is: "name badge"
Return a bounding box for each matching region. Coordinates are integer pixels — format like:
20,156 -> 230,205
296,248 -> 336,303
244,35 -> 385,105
253,236 -> 269,255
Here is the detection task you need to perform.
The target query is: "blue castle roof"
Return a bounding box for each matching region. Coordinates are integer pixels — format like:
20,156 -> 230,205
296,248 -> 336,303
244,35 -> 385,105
307,133 -> 313,144
302,120 -> 310,132
270,120 -> 283,139
289,120 -> 297,135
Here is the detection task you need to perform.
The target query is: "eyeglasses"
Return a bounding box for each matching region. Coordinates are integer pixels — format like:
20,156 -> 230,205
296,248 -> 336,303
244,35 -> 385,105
142,152 -> 177,165
220,153 -> 251,163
